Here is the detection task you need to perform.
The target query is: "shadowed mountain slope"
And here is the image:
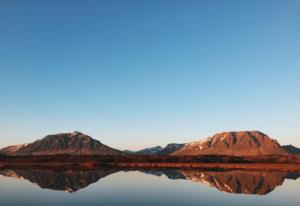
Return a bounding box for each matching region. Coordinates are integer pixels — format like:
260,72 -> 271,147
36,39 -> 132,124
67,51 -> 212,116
282,145 -> 300,155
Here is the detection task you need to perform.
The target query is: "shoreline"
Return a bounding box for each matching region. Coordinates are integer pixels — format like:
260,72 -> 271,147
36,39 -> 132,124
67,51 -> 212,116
108,162 -> 300,172
1,154 -> 300,171
1,162 -> 300,172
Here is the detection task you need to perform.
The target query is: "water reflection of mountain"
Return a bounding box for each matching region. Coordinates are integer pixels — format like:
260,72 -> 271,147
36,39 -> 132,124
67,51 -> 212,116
0,168 -> 299,195
0,168 -> 118,192
143,169 -> 300,195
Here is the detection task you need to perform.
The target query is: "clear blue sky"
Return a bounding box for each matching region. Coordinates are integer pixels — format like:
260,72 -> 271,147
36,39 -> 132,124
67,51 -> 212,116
0,0 -> 299,150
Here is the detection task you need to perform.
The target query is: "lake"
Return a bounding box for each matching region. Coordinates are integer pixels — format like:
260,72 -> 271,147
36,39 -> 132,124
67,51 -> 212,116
0,168 -> 299,206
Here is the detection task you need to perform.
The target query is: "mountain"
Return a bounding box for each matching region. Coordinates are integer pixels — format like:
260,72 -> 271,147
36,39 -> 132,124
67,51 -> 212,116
172,131 -> 288,156
135,146 -> 163,155
0,144 -> 30,155
125,143 -> 185,155
0,130 -> 293,157
282,145 -> 300,154
0,131 -> 124,156
157,143 -> 185,155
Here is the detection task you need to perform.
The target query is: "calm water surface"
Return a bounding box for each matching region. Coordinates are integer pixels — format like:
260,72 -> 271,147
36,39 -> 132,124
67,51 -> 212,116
0,168 -> 299,206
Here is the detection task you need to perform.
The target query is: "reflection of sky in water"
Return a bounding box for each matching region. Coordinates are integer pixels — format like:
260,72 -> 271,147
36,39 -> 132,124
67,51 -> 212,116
0,171 -> 299,206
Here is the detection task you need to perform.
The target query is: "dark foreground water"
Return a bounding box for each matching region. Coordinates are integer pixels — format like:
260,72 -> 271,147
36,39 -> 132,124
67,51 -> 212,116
0,168 -> 299,206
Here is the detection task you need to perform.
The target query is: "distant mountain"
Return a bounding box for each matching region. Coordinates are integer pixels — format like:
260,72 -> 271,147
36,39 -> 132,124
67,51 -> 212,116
135,146 -> 163,155
125,143 -> 184,155
282,145 -> 300,154
0,131 -> 124,156
0,144 -> 28,155
157,143 -> 185,155
172,131 -> 288,156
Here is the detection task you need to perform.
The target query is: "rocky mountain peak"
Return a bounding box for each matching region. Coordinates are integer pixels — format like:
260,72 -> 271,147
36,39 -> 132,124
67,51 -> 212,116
172,131 -> 288,156
0,131 -> 122,156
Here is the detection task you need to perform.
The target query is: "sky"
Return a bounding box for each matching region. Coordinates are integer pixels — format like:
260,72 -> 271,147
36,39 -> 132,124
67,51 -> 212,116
0,0 -> 299,150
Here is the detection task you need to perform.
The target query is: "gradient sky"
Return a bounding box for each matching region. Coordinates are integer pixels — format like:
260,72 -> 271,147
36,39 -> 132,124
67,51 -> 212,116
0,0 -> 299,150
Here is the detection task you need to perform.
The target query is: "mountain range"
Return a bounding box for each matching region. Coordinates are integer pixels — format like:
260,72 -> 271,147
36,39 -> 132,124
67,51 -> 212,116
1,130 -> 299,156
124,143 -> 185,155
